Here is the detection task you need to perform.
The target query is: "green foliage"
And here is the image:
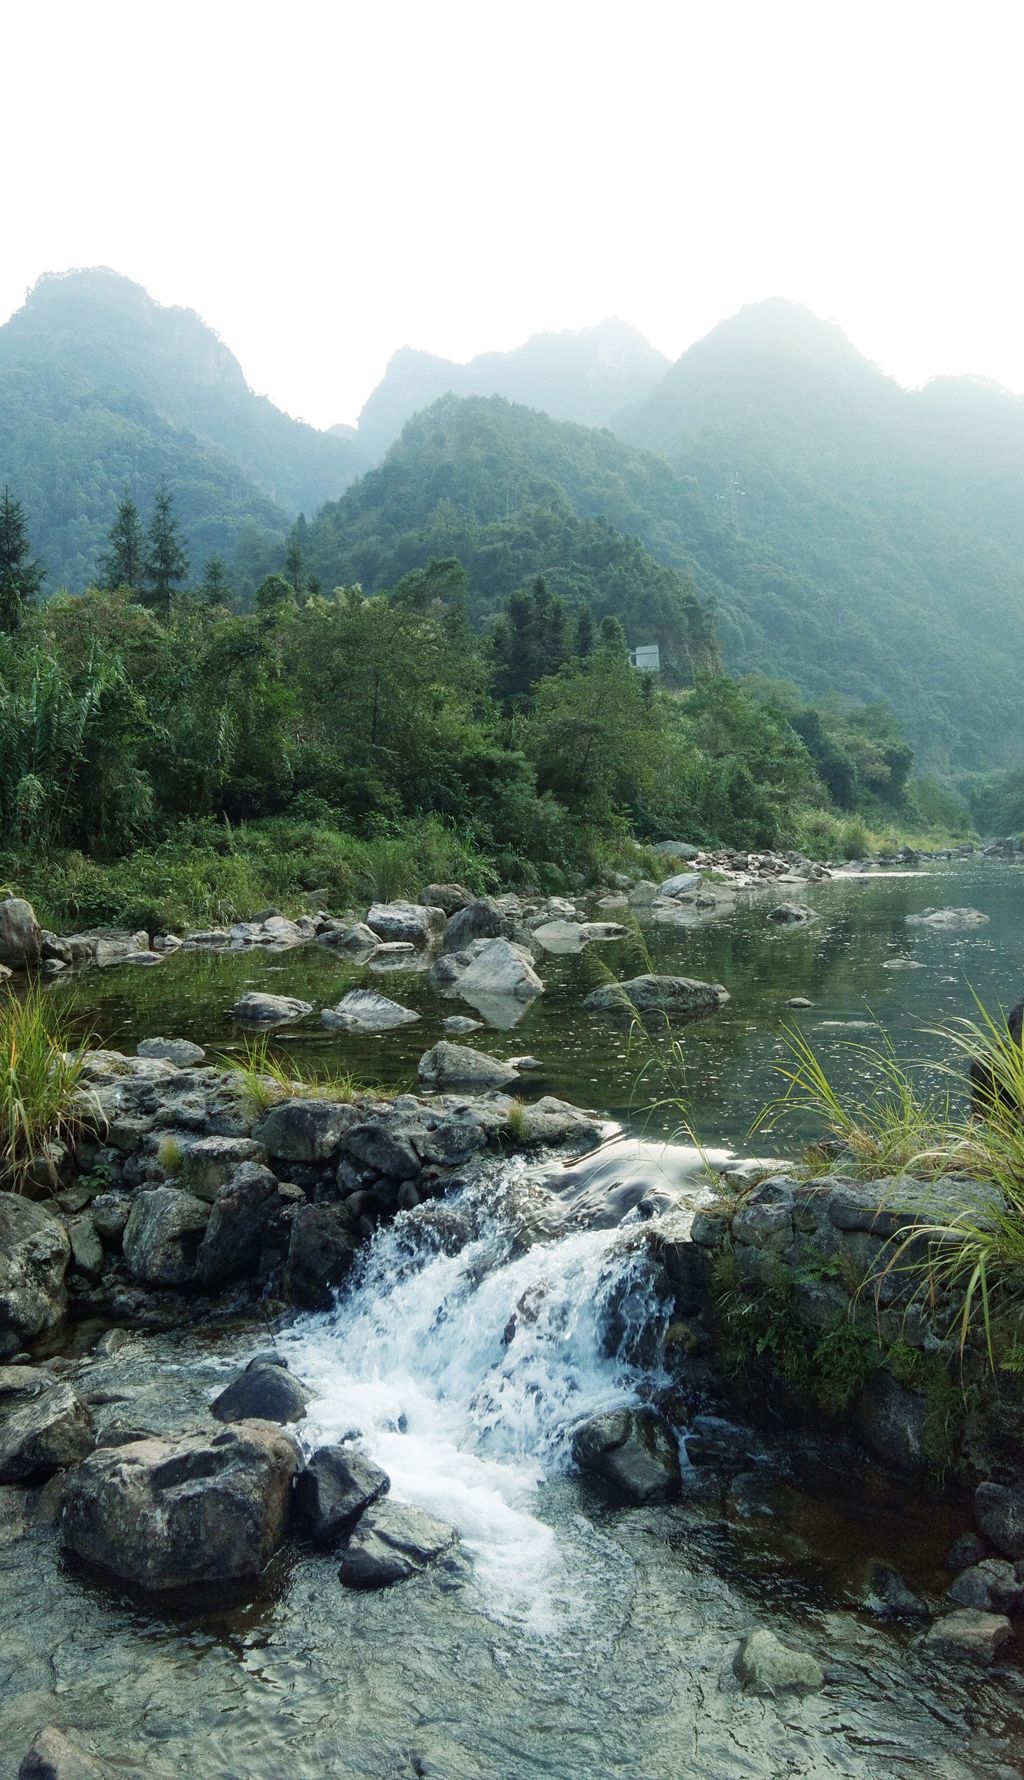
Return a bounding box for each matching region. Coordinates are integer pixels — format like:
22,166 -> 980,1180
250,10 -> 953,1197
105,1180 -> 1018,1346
224,1035 -> 386,1115
0,486 -> 44,634
101,489 -> 145,594
143,481 -> 190,616
713,1262 -> 879,1415
0,985 -> 90,1192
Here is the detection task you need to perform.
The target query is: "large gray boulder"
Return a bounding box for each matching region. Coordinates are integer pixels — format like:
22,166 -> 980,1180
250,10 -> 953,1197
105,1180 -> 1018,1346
922,1608 -> 1013,1666
974,1481 -> 1024,1559
211,1362 -> 309,1425
339,1499 -> 460,1588
18,1726 -> 113,1780
229,991 -> 313,1025
0,896 -> 42,970
448,938 -> 544,1005
195,1163 -> 279,1288
294,1444 -> 390,1542
253,1098 -> 358,1163
137,1037 -> 206,1066
420,883 -> 474,915
0,1197 -> 70,1355
283,1204 -> 358,1310
317,921 -> 379,954
417,1042 -> 520,1092
441,897 -> 514,954
321,990 -> 420,1032
584,975 -> 728,1020
62,1422 -> 300,1591
366,901 -> 445,947
659,871 -> 701,898
122,1187 -> 210,1288
179,1135 -> 266,1201
572,1406 -> 680,1502
0,1368 -> 95,1482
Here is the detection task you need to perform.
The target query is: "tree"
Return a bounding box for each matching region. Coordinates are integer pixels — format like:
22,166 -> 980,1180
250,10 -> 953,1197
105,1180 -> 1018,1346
101,489 -> 145,594
0,487 -> 44,633
199,555 -> 231,607
143,481 -> 189,616
575,602 -> 595,657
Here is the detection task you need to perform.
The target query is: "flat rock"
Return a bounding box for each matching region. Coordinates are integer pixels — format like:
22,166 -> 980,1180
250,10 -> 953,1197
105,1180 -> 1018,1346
922,1607 -> 1012,1665
340,1499 -> 459,1588
584,974 -> 728,1020
229,991 -> 313,1025
906,906 -> 989,929
294,1444 -> 390,1542
321,990 -> 420,1032
179,1135 -> 266,1201
18,1726 -> 112,1780
61,1422 -> 300,1591
417,1042 -> 520,1092
735,1628 -> 824,1694
137,1037 -> 206,1066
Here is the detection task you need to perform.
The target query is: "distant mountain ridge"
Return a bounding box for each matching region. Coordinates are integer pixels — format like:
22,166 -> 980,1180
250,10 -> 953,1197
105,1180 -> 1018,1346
0,269 -> 367,588
355,318 -> 669,456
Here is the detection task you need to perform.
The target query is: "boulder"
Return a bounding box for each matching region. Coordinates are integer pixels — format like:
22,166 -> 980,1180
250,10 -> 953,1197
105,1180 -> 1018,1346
366,901 -> 445,947
229,991 -> 313,1025
768,901 -> 817,924
137,1037 -> 206,1066
89,1194 -> 131,1246
211,1362 -> 309,1425
0,1371 -> 95,1482
572,1406 -> 680,1503
122,1187 -> 210,1288
317,922 -> 379,954
448,937 -> 544,1005
61,1422 -> 300,1591
179,1135 -> 266,1201
584,975 -> 728,1020
196,1163 -> 280,1288
922,1608 -> 1012,1666
0,1196 -> 70,1355
294,1444 -> 390,1542
0,896 -> 42,970
18,1726 -> 112,1780
906,907 -> 990,929
420,883 -> 474,915
441,897 -> 514,954
417,1042 -> 520,1092
948,1558 -> 1024,1614
659,871 -> 701,898
735,1628 -> 824,1695
974,1481 -> 1024,1559
653,840 -> 699,861
283,1203 -> 358,1310
854,1373 -> 930,1472
321,990 -> 420,1032
253,1098 -> 357,1163
339,1499 -> 460,1588
442,1015 -> 483,1035
66,1214 -> 104,1279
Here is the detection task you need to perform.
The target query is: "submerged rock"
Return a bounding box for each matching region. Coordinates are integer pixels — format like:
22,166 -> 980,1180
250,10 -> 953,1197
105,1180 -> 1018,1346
61,1422 -> 300,1591
735,1628 -> 824,1695
572,1406 -> 681,1503
211,1362 -> 310,1425
584,974 -> 728,1020
906,906 -> 989,929
417,1042 -> 520,1092
768,901 -> 816,924
18,1726 -> 112,1780
339,1499 -> 460,1588
295,1444 -> 390,1543
321,990 -> 420,1032
229,991 -> 314,1026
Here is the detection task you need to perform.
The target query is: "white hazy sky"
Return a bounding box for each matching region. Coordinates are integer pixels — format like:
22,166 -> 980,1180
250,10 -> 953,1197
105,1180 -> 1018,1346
4,0 -> 1023,428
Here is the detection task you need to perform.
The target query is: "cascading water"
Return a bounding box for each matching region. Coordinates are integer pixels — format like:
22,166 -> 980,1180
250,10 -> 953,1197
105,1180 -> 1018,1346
278,1157 -> 680,1630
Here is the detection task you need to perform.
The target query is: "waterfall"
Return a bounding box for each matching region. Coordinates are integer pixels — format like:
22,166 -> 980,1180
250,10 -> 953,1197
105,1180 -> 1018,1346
278,1158 -> 686,1628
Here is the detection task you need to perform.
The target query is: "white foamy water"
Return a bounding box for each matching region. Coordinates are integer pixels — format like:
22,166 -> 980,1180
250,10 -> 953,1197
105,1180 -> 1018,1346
278,1169 -> 674,1629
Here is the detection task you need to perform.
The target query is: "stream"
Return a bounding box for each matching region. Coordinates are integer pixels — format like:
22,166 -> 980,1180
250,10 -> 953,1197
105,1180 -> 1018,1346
3,861 -> 1024,1777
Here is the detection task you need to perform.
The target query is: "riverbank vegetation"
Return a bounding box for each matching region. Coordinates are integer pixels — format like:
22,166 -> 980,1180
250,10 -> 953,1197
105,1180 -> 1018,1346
0,482 -> 977,933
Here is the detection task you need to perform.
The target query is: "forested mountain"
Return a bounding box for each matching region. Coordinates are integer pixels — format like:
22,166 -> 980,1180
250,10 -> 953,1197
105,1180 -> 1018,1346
355,319 -> 669,457
303,396 -> 719,685
615,301 -> 1024,768
0,270 -> 365,588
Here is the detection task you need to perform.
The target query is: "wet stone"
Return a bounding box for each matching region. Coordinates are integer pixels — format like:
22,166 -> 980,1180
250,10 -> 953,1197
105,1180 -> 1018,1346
210,1363 -> 310,1425
294,1444 -> 390,1543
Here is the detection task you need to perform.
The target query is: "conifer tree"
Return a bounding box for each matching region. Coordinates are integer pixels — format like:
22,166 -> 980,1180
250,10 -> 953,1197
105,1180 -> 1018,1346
575,602 -> 595,658
101,489 -> 145,593
143,481 -> 189,616
199,555 -> 231,607
0,486 -> 44,634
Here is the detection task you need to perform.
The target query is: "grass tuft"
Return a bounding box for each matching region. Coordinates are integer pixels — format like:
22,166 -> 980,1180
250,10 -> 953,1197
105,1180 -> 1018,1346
0,985 -> 91,1193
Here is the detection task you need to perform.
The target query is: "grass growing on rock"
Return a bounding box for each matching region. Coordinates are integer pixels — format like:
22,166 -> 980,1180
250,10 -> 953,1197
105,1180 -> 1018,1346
223,1036 -> 392,1115
0,984 -> 91,1192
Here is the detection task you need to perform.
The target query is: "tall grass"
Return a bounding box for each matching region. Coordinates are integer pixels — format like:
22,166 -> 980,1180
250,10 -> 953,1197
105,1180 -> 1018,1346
0,985 -> 90,1192
221,1035 -> 387,1114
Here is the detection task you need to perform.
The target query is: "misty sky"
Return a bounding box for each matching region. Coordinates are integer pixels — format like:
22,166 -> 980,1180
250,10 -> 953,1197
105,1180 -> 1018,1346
5,0 -> 1022,428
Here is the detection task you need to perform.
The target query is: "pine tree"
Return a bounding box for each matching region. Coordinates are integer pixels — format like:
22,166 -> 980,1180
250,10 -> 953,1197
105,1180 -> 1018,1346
199,555 -> 231,607
101,489 -> 145,593
575,602 -> 595,658
143,481 -> 190,616
0,486 -> 44,634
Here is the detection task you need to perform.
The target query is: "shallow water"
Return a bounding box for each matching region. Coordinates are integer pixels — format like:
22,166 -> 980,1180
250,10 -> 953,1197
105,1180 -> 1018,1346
54,860 -> 1024,1145
5,860 -> 1024,1778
